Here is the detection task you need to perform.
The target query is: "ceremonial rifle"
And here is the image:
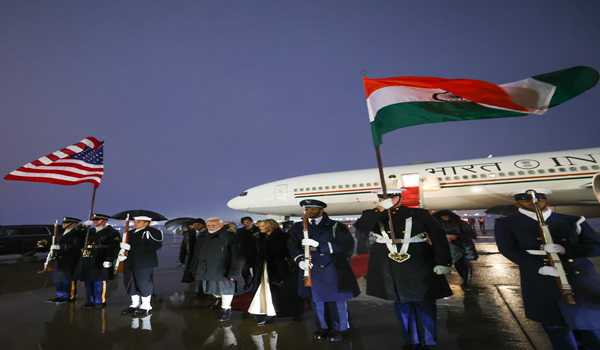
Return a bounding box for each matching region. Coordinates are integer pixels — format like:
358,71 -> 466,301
528,190 -> 576,304
39,220 -> 59,273
113,214 -> 130,274
302,212 -> 312,287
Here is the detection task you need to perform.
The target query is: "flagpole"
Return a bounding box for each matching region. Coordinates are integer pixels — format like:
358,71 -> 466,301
89,186 -> 97,220
374,145 -> 397,240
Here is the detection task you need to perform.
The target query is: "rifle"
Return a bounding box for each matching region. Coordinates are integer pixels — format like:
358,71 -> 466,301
528,190 -> 576,305
113,214 -> 130,274
39,220 -> 59,273
302,213 -> 312,287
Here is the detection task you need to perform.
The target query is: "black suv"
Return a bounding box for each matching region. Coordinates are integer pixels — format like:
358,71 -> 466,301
0,225 -> 55,255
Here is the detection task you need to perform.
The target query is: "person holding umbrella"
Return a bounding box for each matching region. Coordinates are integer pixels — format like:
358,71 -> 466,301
118,215 -> 163,317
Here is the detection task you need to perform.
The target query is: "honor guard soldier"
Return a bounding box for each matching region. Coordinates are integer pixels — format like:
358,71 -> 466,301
354,190 -> 452,350
119,216 -> 163,317
495,189 -> 600,350
76,213 -> 121,308
288,199 -> 360,343
46,217 -> 85,303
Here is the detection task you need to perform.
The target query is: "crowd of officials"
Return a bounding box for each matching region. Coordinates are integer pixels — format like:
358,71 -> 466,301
40,188 -> 600,350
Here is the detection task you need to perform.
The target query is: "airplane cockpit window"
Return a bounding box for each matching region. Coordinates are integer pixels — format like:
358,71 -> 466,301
239,191 -> 248,196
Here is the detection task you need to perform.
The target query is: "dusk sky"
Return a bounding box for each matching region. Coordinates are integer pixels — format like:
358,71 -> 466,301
1,1 -> 599,224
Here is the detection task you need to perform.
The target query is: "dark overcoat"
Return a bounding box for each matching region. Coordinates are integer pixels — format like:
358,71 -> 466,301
288,215 -> 360,301
354,206 -> 452,302
495,211 -> 600,328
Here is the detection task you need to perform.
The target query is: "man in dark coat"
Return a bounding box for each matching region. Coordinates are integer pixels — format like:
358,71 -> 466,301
76,213 -> 121,308
119,216 -> 163,317
288,199 -> 360,343
237,216 -> 259,290
495,189 -> 600,350
45,217 -> 85,303
354,190 -> 452,350
179,218 -> 206,266
187,217 -> 245,322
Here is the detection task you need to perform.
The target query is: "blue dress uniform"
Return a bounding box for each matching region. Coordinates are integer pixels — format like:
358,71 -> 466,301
355,202 -> 452,348
122,222 -> 163,317
288,200 -> 360,341
49,217 -> 85,303
495,208 -> 600,350
76,214 -> 121,308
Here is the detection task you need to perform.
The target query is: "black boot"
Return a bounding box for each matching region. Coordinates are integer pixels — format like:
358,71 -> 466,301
47,297 -> 68,304
121,307 -> 138,316
313,330 -> 328,341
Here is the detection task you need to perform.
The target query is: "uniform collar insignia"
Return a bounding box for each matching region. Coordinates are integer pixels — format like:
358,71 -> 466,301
518,208 -> 552,222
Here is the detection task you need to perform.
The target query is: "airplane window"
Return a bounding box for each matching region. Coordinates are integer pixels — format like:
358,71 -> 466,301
374,182 -> 379,186
454,176 -> 460,180
528,170 -> 535,175
366,182 -> 372,186
445,176 -> 451,181
471,175 -> 478,179
462,175 -> 469,179
332,185 -> 337,189
558,168 -> 566,172
345,184 -> 350,188
388,175 -> 397,179
581,166 -> 589,171
318,186 -> 323,190
352,184 -> 357,188
312,187 -> 317,190
517,171 -> 525,175
359,183 -> 364,187
239,191 -> 248,196
538,169 -> 546,174
548,168 -> 556,173
569,167 -> 577,172
480,174 -> 487,178
592,165 -> 600,170
499,172 -> 506,177
508,172 -> 515,176
437,177 -> 442,181
325,186 -> 330,190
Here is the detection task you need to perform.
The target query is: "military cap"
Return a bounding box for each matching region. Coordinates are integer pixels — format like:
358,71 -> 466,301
513,188 -> 551,201
91,213 -> 111,221
134,216 -> 153,222
376,188 -> 404,198
299,199 -> 327,208
63,217 -> 81,224
193,218 -> 206,225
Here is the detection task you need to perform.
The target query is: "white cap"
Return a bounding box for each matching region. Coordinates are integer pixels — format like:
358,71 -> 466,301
134,216 -> 153,222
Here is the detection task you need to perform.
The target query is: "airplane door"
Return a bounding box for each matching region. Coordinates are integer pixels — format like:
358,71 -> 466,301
399,173 -> 421,208
275,184 -> 288,201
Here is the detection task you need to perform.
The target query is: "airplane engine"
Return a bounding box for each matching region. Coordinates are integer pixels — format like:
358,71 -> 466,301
593,173 -> 600,204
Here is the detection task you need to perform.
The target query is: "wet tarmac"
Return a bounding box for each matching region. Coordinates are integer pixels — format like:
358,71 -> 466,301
2,235 -> 598,350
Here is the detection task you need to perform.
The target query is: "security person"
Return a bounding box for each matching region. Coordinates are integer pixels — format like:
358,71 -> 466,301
45,217 -> 85,303
288,199 -> 359,343
354,190 -> 452,350
76,213 -> 121,308
495,189 -> 600,350
119,216 -> 163,317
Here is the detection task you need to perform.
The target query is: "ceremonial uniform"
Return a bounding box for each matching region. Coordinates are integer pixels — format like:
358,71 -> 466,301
76,216 -> 121,307
236,224 -> 259,290
288,200 -> 359,341
355,203 -> 452,348
496,207 -> 600,349
49,217 -> 85,303
121,220 -> 163,317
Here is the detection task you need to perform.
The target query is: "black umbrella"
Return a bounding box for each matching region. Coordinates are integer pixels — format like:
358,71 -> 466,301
164,217 -> 196,234
111,209 -> 168,221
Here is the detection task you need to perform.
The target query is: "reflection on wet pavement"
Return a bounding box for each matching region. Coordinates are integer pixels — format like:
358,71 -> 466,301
0,239 -> 554,350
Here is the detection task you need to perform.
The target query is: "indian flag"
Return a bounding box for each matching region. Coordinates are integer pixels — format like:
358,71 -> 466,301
364,66 -> 599,145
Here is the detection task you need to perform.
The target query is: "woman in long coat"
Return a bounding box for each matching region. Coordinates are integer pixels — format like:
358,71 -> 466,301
248,219 -> 303,325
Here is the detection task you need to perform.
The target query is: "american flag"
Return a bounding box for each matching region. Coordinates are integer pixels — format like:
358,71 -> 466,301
4,136 -> 105,187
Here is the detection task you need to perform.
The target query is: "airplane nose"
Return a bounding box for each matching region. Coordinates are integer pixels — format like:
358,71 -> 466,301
227,196 -> 248,211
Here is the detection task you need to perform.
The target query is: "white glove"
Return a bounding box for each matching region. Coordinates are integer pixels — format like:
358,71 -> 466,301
301,238 -> 319,248
298,260 -> 311,271
373,233 -> 393,244
102,261 -> 112,268
379,198 -> 394,210
50,244 -> 61,250
542,243 -> 566,255
538,266 -> 559,277
433,265 -> 451,275
120,242 -> 131,250
117,254 -> 128,262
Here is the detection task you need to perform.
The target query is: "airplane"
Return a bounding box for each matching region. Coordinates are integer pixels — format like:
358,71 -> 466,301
227,147 -> 600,218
